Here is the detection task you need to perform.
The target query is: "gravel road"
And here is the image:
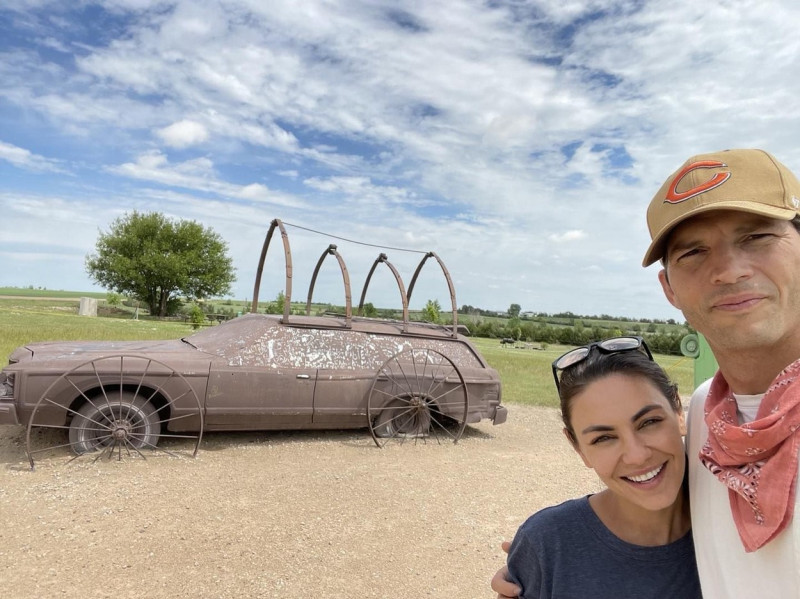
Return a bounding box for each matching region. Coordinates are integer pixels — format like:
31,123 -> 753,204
0,405 -> 601,599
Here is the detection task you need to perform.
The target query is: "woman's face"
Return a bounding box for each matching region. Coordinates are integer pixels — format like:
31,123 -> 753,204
568,373 -> 686,512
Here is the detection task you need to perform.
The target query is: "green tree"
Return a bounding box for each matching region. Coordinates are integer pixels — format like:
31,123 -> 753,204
424,299 -> 441,323
188,304 -> 206,330
105,292 -> 121,307
85,211 -> 235,317
265,290 -> 286,314
508,303 -> 521,318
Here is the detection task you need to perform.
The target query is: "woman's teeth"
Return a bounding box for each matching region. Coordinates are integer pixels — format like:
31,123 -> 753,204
626,464 -> 664,483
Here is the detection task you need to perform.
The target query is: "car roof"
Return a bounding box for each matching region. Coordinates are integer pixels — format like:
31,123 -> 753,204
188,312 -> 467,342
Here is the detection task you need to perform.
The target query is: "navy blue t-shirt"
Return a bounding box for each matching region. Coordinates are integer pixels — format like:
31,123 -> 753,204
508,496 -> 702,599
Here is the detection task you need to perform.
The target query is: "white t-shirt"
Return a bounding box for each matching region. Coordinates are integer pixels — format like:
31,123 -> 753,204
687,379 -> 800,598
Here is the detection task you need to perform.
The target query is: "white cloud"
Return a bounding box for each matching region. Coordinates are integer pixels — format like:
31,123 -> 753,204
156,119 -> 209,148
4,0 -> 800,320
108,151 -> 307,209
548,230 -> 586,243
0,140 -> 65,173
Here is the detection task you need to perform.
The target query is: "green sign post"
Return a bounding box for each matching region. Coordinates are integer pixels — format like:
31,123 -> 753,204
680,333 -> 719,389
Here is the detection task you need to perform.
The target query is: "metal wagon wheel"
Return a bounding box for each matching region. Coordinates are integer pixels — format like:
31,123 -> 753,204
25,354 -> 204,469
367,347 -> 468,448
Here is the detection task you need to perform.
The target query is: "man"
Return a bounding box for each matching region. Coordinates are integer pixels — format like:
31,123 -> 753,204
492,148 -> 800,598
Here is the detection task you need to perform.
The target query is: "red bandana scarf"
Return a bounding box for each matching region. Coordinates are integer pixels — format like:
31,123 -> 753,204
700,358 -> 800,552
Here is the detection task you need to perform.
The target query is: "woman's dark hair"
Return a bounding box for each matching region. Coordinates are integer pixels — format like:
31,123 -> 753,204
558,349 -> 681,444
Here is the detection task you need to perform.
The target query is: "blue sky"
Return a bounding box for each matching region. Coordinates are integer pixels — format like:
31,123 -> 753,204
2,0 -> 799,320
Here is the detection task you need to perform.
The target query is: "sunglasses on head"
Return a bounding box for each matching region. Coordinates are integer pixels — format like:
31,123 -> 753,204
551,336 -> 654,396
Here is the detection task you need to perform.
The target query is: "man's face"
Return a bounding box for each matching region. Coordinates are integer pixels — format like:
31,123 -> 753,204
658,210 -> 800,356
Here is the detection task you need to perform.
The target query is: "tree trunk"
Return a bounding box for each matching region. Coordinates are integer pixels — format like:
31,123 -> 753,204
159,289 -> 169,317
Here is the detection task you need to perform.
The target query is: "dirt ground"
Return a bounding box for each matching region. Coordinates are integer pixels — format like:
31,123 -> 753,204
0,405 -> 601,599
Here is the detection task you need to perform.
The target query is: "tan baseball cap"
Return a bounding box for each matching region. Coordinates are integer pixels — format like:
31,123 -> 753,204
642,149 -> 800,266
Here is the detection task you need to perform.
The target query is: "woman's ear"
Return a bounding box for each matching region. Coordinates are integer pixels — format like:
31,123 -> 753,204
563,428 -> 591,468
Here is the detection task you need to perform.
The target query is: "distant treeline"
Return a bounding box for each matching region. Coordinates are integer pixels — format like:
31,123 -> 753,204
458,305 -> 681,326
455,306 -> 690,356
34,286 -> 687,356
468,318 -> 689,355
266,302 -> 691,355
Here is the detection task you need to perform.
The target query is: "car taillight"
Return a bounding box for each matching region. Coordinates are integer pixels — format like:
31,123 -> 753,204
0,372 -> 13,399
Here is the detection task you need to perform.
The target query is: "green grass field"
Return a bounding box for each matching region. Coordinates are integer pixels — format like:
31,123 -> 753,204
0,298 -> 189,367
0,287 -> 108,299
470,336 -> 695,408
0,297 -> 696,408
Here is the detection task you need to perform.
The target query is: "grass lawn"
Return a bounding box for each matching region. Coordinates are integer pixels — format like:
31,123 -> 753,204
0,299 -> 189,367
470,336 -> 696,408
0,287 -> 107,299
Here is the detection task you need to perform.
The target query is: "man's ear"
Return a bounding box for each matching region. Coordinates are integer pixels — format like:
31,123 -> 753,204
678,407 -> 687,437
563,428 -> 591,468
658,269 -> 681,311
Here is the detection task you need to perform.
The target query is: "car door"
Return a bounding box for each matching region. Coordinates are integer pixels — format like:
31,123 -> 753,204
203,365 -> 316,430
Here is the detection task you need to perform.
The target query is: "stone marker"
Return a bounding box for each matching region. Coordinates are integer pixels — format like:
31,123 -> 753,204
78,297 -> 98,317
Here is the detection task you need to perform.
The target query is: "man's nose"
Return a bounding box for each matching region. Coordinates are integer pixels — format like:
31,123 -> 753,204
710,245 -> 753,285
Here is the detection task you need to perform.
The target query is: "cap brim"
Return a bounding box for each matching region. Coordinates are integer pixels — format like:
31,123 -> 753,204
642,201 -> 797,267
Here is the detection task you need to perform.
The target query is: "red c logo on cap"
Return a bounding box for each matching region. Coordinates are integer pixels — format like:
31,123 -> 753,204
665,160 -> 731,203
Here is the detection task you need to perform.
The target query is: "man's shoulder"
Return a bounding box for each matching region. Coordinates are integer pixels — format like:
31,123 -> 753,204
688,378 -> 713,417
691,378 -> 713,402
686,378 -> 713,451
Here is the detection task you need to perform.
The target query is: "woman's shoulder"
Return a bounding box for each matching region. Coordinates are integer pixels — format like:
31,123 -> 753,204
515,496 -> 591,538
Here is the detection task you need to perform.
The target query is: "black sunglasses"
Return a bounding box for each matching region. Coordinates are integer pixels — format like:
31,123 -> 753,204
551,336 -> 654,396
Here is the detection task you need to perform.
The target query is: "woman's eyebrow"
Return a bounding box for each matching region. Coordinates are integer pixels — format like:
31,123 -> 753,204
580,424 -> 614,435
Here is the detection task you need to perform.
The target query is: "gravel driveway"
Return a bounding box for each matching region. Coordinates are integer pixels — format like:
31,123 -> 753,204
0,405 -> 601,599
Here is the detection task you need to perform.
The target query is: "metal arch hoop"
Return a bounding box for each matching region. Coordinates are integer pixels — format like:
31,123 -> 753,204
305,244 -> 353,327
251,218 -> 293,322
406,251 -> 459,338
357,253 -> 409,333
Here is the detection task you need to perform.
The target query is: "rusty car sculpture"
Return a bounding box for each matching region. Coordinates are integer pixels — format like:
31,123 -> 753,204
0,219 -> 506,467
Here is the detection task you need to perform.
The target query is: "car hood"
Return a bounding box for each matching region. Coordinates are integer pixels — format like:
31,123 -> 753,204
16,338 -> 211,362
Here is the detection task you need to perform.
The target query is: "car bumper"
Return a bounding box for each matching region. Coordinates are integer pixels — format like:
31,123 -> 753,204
492,405 -> 508,425
0,402 -> 20,425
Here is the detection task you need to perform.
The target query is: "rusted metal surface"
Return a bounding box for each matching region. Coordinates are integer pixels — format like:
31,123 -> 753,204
367,347 -> 469,447
2,312 -> 505,461
193,314 -> 481,371
252,221 -> 459,334
407,251 -> 459,338
251,218 -> 292,321
306,244 -> 352,327
0,219 -> 506,463
22,354 -> 203,468
357,253 -> 409,332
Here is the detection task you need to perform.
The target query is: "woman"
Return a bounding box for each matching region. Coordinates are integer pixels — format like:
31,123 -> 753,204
506,336 -> 701,598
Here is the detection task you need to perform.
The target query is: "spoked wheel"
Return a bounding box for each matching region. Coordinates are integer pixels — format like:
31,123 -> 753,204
368,347 -> 469,448
25,355 -> 204,469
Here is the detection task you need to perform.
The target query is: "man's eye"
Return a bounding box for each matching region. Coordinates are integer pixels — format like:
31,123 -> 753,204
745,233 -> 772,242
676,248 -> 702,261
